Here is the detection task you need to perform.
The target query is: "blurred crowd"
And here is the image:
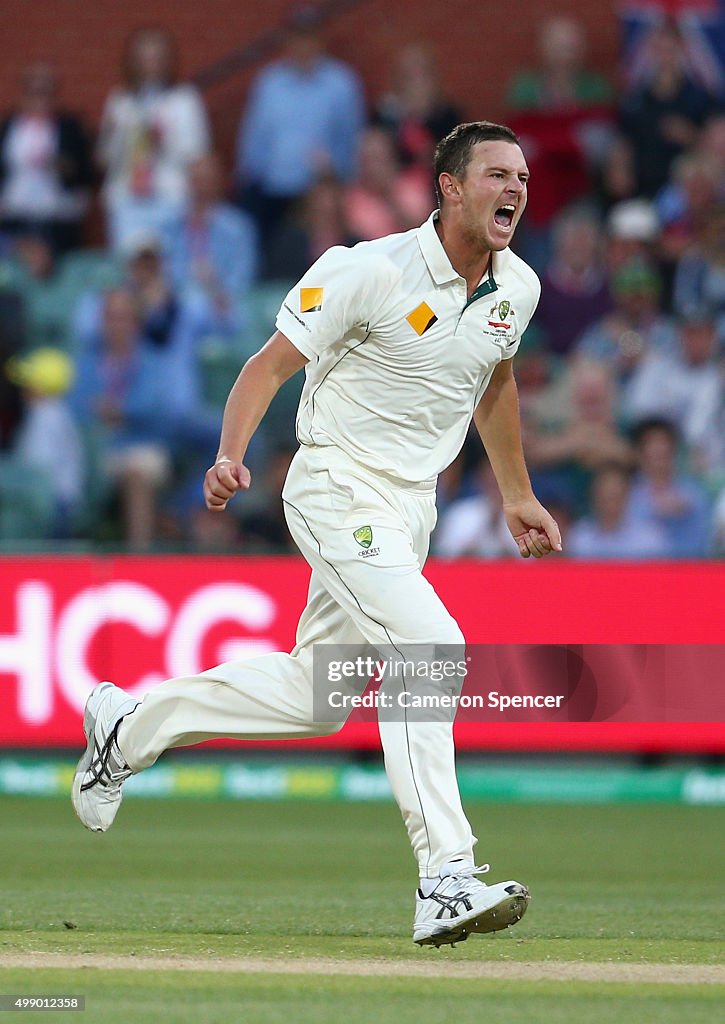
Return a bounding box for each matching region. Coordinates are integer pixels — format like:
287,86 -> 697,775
0,5 -> 723,556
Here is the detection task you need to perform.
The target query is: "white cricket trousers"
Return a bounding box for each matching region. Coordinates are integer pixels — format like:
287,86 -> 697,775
117,444 -> 476,877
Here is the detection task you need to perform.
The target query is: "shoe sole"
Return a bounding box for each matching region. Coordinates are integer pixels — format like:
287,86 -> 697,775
414,885 -> 530,948
71,682 -> 113,832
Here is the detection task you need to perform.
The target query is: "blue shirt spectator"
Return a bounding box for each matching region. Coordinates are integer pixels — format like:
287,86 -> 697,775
235,7 -> 364,238
628,418 -> 712,558
164,154 -> 257,320
69,287 -> 177,548
568,464 -> 669,560
70,289 -> 170,453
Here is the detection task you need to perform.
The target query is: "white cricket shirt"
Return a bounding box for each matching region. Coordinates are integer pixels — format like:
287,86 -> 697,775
276,211 -> 540,484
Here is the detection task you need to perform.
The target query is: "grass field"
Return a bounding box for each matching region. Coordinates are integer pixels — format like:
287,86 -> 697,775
0,793 -> 722,1022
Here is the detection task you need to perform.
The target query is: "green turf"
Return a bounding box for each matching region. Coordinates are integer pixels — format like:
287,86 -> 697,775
1,795 -> 722,1022
0,970 -> 721,1024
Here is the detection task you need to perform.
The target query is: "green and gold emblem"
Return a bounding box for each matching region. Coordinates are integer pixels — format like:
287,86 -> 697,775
498,300 -> 511,320
353,525 -> 373,549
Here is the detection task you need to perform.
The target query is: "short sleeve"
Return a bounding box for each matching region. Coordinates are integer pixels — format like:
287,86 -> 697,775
275,245 -> 400,360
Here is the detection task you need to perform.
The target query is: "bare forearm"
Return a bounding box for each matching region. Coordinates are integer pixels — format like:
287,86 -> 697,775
216,355 -> 279,462
216,334 -> 307,461
474,369 -> 534,503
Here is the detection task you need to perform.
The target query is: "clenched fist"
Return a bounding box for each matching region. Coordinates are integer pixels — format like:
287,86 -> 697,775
204,458 -> 251,511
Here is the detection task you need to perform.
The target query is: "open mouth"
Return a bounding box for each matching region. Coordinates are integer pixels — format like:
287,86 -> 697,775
493,204 -> 516,230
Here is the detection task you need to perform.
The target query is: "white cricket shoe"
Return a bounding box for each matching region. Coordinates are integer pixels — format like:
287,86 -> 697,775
71,682 -> 138,833
413,864 -> 530,947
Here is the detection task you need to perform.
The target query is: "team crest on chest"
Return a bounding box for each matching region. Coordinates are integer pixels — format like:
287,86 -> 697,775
486,299 -> 514,333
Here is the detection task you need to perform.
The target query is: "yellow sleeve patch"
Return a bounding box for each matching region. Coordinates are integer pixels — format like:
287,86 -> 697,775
406,301 -> 438,336
300,287 -> 324,313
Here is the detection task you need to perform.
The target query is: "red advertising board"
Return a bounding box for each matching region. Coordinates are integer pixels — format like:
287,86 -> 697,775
0,556 -> 723,752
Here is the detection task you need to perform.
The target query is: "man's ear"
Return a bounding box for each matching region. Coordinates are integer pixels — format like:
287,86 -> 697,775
438,173 -> 461,201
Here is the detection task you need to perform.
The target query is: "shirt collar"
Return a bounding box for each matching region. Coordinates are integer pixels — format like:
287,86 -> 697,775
416,211 -> 460,285
417,210 -> 506,292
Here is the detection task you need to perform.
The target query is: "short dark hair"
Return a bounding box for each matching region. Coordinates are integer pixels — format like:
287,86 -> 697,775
433,121 -> 520,206
630,417 -> 679,447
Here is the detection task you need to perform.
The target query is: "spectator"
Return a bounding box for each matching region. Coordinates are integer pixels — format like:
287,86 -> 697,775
623,312 -> 723,482
433,457 -> 519,559
605,198 -> 661,273
98,27 -> 210,252
672,203 -> 725,336
655,151 -> 723,266
69,288 -> 172,549
619,21 -> 714,198
594,135 -> 638,213
262,174 -> 358,282
164,153 -> 258,317
698,112 -> 725,168
505,17 -> 614,272
534,208 -> 612,357
525,358 -> 635,514
343,128 -> 432,241
0,61 -> 92,254
374,43 -> 462,173
1,227 -> 84,349
576,258 -> 676,387
235,3 -> 365,243
75,231 -> 228,455
629,418 -> 712,558
568,462 -> 670,559
507,16 -> 612,112
5,346 -> 84,536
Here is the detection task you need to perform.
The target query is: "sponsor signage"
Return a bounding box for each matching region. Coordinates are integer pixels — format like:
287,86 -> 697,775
0,557 -> 723,752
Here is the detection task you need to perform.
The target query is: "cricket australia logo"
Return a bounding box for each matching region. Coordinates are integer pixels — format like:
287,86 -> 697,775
485,299 -> 515,336
353,525 -> 373,548
353,525 -> 380,558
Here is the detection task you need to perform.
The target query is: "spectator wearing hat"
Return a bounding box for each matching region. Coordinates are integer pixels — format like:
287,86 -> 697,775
0,61 -> 92,254
235,3 -> 365,244
98,27 -> 210,252
575,258 -> 677,389
605,198 -> 661,273
5,346 -> 85,535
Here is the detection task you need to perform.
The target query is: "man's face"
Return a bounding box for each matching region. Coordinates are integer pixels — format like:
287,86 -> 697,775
454,141 -> 529,251
104,293 -> 138,353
